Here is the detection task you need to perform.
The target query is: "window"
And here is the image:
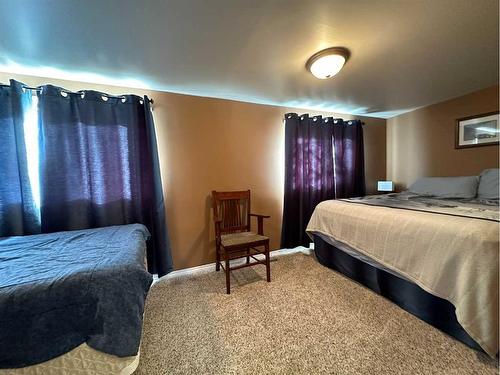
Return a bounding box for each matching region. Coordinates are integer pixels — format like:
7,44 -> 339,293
22,95 -> 41,219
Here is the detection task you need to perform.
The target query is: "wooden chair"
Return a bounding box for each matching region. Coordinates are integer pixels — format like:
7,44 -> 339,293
212,190 -> 271,294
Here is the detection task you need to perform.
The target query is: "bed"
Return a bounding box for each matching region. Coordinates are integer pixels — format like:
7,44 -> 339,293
306,174 -> 499,358
0,224 -> 153,374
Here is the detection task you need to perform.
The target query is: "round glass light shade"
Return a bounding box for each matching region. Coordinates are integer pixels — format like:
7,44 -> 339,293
306,47 -> 349,79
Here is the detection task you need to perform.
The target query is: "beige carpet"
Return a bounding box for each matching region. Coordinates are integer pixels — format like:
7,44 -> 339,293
135,252 -> 498,375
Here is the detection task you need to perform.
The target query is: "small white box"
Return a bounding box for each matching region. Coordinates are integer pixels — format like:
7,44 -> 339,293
377,181 -> 394,192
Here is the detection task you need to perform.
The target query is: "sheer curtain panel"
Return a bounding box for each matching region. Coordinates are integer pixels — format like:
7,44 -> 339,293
0,80 -> 39,236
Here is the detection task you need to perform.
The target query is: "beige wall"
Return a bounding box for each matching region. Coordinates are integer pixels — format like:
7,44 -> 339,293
387,85 -> 499,190
0,73 -> 386,270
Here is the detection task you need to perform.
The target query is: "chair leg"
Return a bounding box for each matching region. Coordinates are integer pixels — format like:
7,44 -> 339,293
265,242 -> 271,282
246,247 -> 250,264
215,244 -> 221,271
225,256 -> 231,294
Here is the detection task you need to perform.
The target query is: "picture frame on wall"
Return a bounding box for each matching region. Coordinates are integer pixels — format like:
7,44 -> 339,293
456,111 -> 500,149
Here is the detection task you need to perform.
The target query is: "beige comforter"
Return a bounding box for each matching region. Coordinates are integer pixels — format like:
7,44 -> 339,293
306,199 -> 499,357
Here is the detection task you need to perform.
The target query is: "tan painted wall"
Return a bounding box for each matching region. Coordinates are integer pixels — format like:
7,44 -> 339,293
0,73 -> 386,270
387,85 -> 499,190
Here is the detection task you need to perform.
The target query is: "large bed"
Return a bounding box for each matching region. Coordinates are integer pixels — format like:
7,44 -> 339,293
0,224 -> 153,374
306,188 -> 499,358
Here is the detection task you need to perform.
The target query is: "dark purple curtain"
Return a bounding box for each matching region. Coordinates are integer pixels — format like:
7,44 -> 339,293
281,113 -> 365,248
281,114 -> 335,248
333,119 -> 366,198
38,85 -> 173,276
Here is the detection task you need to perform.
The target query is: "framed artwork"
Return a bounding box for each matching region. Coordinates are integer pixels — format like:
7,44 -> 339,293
456,111 -> 499,149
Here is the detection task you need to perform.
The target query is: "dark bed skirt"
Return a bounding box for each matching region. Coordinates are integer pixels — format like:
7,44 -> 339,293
313,235 -> 483,352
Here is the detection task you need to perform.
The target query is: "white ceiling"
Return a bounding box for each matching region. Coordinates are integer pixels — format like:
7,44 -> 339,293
0,0 -> 498,118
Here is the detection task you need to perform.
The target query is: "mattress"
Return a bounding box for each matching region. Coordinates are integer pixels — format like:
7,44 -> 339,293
0,344 -> 139,375
1,249 -> 149,375
306,195 -> 499,357
0,224 -> 153,368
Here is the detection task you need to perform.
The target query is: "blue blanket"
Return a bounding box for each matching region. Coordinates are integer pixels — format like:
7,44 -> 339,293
0,224 -> 153,368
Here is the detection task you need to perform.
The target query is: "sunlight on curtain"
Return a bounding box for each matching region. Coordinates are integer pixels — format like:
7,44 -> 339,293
23,95 -> 41,215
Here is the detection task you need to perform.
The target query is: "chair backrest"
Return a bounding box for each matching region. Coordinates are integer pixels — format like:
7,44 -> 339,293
212,190 -> 251,235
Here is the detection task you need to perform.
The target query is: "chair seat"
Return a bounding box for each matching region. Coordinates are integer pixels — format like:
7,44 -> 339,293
220,231 -> 269,247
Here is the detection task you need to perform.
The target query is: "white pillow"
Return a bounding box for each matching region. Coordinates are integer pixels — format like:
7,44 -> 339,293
477,169 -> 499,200
408,176 -> 478,199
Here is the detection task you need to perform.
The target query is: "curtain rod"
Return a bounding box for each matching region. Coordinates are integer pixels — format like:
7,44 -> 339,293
0,83 -> 154,104
284,114 -> 365,126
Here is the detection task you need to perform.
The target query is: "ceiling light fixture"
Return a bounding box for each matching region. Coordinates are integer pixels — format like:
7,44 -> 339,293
306,47 -> 350,79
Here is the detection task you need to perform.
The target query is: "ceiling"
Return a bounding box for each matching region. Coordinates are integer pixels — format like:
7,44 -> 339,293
0,0 -> 498,118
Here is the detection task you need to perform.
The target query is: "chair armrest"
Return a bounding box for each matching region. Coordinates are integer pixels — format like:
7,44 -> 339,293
250,213 -> 270,235
249,213 -> 270,219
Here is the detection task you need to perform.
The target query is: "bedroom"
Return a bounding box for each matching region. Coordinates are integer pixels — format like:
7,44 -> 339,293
0,0 -> 498,374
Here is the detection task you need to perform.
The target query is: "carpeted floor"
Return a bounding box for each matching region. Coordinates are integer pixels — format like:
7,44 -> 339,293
135,252 -> 498,375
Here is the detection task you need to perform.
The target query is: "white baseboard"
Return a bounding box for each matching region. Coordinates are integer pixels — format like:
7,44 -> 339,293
155,246 -> 312,282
